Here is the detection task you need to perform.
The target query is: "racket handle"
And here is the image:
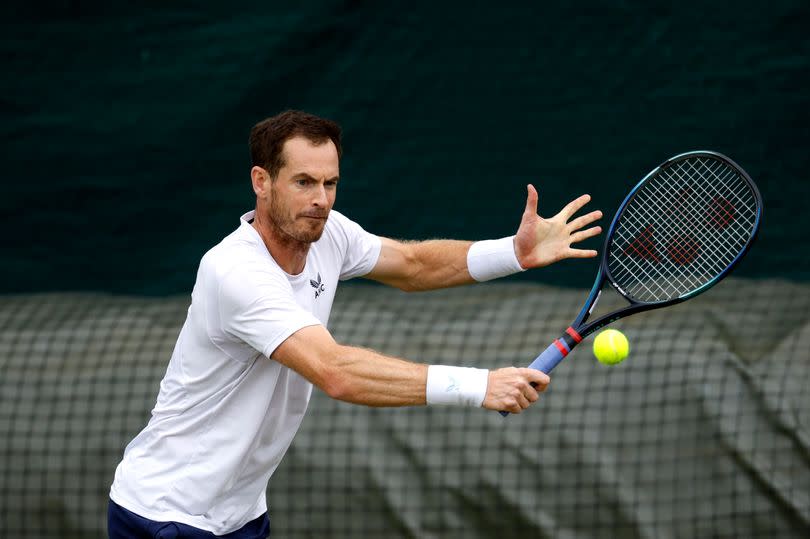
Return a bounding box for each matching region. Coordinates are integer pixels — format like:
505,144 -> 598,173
527,342 -> 567,373
498,342 -> 568,417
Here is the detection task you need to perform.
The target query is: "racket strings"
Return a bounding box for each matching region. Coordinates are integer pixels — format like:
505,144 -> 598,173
608,156 -> 759,303
618,158 -> 756,296
616,161 -> 755,297
630,164 -> 750,272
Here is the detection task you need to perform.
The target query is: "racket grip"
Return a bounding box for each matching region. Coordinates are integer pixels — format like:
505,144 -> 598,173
527,342 -> 567,373
498,342 -> 566,417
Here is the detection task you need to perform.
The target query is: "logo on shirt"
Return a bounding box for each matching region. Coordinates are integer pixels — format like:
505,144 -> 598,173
309,273 -> 326,299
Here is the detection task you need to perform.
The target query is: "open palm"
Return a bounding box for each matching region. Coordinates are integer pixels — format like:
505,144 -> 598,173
514,184 -> 603,269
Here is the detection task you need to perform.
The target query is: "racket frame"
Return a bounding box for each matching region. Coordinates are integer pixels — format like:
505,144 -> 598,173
569,150 -> 763,345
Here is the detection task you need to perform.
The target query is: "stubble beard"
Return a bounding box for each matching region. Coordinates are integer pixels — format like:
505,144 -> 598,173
267,192 -> 328,245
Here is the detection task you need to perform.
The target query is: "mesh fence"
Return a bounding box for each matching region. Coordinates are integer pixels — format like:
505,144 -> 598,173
1,279 -> 809,538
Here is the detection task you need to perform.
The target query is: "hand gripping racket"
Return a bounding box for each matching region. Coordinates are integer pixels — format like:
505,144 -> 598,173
501,151 -> 762,416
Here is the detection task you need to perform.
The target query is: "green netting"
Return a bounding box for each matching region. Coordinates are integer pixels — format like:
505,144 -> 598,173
1,279 -> 808,538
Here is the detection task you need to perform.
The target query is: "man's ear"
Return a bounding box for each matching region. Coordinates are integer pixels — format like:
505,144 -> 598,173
251,166 -> 269,197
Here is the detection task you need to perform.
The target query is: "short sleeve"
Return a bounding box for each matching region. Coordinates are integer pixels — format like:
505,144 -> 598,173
217,265 -> 321,359
329,211 -> 382,281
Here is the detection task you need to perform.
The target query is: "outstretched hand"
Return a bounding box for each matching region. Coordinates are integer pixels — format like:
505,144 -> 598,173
514,184 -> 603,269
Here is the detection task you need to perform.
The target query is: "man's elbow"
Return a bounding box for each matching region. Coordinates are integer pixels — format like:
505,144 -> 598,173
320,371 -> 352,401
315,351 -> 357,402
390,243 -> 425,292
395,264 -> 428,293
393,278 -> 422,293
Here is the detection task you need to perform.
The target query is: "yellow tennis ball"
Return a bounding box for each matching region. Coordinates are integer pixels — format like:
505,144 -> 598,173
593,329 -> 629,365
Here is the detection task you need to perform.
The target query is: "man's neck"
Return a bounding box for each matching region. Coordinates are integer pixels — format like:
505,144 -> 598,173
251,213 -> 310,275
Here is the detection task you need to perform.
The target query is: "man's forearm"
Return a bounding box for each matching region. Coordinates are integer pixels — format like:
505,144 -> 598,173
324,344 -> 429,406
324,344 -> 541,412
273,326 -> 428,406
273,324 -> 548,413
401,239 -> 475,291
369,237 -> 524,292
369,238 -> 475,291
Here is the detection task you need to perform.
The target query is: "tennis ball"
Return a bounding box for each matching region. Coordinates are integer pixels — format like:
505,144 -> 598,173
593,329 -> 629,365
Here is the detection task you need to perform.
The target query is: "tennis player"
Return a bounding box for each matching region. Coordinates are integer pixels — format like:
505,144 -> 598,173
108,110 -> 602,538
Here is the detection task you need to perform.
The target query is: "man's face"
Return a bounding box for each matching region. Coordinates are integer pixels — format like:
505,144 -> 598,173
264,136 -> 339,243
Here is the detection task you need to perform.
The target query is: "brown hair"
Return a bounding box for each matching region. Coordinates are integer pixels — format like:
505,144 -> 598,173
249,110 -> 342,179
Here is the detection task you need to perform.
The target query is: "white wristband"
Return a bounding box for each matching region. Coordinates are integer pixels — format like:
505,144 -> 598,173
426,365 -> 489,407
467,236 -> 525,282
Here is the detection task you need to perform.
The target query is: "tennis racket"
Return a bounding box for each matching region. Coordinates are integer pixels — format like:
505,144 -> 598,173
501,150 -> 762,416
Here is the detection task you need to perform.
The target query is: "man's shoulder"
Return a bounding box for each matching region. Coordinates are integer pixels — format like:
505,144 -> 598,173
321,209 -> 372,244
200,227 -> 282,284
323,209 -> 351,232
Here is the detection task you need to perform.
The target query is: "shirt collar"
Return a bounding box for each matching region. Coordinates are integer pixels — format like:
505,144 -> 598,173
239,210 -> 262,245
240,210 -> 256,224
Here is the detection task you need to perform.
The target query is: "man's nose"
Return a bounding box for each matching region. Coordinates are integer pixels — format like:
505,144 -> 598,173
312,184 -> 328,207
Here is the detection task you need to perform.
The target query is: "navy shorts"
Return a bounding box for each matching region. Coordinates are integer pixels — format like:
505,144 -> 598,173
108,499 -> 270,539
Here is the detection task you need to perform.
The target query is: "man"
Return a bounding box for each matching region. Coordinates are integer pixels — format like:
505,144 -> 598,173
108,110 -> 602,538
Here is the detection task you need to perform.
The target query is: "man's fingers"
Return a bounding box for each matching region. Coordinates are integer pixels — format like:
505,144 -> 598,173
508,390 -> 533,413
567,210 -> 603,232
516,392 -> 531,410
521,368 -> 550,389
507,402 -> 523,414
484,367 -> 551,413
566,248 -> 599,259
524,184 -> 539,217
570,226 -> 603,244
558,194 -> 592,221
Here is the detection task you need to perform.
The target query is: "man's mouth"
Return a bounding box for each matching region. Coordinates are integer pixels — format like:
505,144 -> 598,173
300,213 -> 328,220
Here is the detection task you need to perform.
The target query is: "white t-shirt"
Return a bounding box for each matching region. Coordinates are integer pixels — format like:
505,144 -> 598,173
110,209 -> 381,534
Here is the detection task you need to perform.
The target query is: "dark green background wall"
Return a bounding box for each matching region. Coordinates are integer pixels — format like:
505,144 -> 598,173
3,2 -> 808,294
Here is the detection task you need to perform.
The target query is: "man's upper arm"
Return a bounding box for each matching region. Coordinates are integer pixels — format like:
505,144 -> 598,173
364,237 -> 474,291
363,237 -> 416,289
271,324 -> 343,397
